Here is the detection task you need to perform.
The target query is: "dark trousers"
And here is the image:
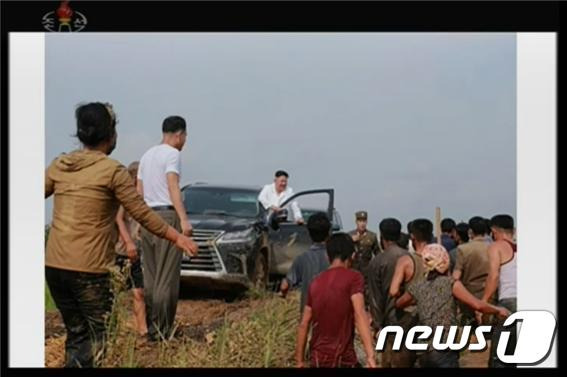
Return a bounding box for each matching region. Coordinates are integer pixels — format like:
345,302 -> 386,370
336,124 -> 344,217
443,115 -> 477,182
489,297 -> 517,368
45,266 -> 113,368
380,311 -> 418,367
141,209 -> 182,340
418,350 -> 460,368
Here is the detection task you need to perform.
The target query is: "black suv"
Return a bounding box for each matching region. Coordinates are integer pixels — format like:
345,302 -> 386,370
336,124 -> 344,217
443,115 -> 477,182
180,183 -> 340,290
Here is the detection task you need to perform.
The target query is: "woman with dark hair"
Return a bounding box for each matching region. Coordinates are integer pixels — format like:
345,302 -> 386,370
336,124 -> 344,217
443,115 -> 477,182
45,102 -> 198,368
394,244 -> 509,368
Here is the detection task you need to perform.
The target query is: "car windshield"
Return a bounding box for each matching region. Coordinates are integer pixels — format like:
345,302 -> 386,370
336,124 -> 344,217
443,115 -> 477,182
183,187 -> 260,218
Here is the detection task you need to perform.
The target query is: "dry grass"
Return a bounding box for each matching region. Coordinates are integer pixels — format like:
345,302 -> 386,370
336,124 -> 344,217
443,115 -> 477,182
93,279 -> 301,368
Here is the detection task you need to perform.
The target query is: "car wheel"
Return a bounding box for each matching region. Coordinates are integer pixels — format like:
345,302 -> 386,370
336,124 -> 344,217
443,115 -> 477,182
250,252 -> 268,290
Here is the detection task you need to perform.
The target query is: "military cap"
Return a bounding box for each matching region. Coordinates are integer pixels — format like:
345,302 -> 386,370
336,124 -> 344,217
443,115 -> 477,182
355,211 -> 368,220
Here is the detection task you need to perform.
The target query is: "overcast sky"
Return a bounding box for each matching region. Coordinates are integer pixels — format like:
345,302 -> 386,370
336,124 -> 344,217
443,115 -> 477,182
45,33 -> 516,230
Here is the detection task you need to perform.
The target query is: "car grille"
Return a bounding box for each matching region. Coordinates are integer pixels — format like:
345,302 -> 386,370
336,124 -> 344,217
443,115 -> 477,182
181,229 -> 224,272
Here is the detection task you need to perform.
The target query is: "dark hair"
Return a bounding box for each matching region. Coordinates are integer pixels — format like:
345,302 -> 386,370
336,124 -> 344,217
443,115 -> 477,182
127,161 -> 140,179
484,218 -> 492,234
307,212 -> 331,243
379,218 -> 402,242
490,214 -> 514,231
326,233 -> 355,262
397,232 -> 410,250
75,102 -> 116,147
469,216 -> 487,236
407,221 -> 413,234
162,116 -> 187,133
455,222 -> 470,243
410,219 -> 433,243
275,170 -> 289,178
441,218 -> 456,233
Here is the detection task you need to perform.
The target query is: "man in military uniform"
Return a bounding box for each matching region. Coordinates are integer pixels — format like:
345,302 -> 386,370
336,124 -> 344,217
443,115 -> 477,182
349,211 -> 380,363
349,211 -> 380,311
349,211 -> 381,273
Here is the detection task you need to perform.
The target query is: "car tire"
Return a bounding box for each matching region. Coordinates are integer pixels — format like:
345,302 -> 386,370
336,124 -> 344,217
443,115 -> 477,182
250,252 -> 268,290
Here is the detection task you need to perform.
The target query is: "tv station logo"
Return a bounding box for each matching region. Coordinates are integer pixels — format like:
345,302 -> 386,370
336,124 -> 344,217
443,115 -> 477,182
376,311 -> 557,365
42,1 -> 87,32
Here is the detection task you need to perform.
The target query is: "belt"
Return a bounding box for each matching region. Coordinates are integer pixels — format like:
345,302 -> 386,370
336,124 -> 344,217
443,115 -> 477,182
151,205 -> 175,211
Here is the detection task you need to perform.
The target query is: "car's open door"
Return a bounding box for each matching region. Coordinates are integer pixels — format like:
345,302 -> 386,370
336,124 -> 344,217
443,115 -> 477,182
267,189 -> 334,276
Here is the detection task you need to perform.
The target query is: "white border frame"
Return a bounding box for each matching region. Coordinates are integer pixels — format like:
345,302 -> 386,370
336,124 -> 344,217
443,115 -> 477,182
9,32 -> 46,367
517,33 -> 557,368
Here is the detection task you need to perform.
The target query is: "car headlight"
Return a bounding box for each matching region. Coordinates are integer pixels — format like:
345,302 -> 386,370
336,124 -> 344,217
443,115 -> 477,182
217,228 -> 254,244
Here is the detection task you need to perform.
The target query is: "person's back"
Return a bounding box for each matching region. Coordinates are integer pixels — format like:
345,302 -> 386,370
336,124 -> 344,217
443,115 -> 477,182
484,214 -> 517,368
308,267 -> 364,367
137,115 -> 193,342
368,244 -> 408,325
287,243 -> 329,311
138,144 -> 182,206
408,275 -> 457,328
280,212 -> 331,313
455,239 -> 489,297
403,244 -> 459,368
46,149 -> 164,273
368,218 -> 409,330
498,241 -> 517,300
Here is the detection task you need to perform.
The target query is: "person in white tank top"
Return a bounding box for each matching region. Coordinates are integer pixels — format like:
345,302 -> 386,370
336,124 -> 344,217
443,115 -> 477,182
480,214 -> 517,368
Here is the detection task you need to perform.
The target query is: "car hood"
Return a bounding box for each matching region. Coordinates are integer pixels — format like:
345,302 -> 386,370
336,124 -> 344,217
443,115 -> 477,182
188,214 -> 260,232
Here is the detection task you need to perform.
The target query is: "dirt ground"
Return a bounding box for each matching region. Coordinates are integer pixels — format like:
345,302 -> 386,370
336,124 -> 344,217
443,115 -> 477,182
45,289 -> 490,368
45,290 -> 266,368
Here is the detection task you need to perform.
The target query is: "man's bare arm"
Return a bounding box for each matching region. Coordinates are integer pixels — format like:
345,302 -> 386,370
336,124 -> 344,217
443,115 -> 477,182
395,292 -> 415,309
389,255 -> 411,297
116,206 -> 138,261
352,293 -> 377,368
166,172 -> 191,235
452,269 -> 462,281
482,243 -> 501,302
295,306 -> 312,368
454,280 -> 509,318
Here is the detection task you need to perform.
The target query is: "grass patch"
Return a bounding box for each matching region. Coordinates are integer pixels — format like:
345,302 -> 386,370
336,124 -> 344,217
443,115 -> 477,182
94,291 -> 301,368
45,283 -> 56,312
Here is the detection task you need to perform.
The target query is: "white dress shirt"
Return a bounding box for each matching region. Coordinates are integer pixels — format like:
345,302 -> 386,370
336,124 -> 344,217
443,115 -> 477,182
258,183 -> 303,221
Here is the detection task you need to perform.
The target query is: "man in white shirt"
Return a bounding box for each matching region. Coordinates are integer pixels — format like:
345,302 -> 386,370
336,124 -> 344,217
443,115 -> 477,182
258,170 -> 304,225
137,115 -> 193,342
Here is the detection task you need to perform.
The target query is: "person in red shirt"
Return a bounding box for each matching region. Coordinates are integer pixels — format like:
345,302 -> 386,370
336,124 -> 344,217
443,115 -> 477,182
295,233 -> 377,368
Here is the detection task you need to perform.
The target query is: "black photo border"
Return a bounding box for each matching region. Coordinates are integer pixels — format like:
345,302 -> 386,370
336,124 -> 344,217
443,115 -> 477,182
0,1 -> 562,376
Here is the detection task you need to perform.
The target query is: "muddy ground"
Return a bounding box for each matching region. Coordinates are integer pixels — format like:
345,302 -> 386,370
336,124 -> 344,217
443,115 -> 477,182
45,288 -> 490,368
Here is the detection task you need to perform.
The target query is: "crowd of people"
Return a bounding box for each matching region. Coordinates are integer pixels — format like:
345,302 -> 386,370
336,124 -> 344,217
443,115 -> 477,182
284,210 -> 517,368
45,101 -> 517,368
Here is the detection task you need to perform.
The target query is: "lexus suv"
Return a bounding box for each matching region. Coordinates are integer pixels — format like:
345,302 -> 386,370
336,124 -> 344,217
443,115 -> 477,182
180,183 -> 340,290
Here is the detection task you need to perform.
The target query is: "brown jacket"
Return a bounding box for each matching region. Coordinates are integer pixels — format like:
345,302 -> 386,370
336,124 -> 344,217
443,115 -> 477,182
45,149 -> 169,273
